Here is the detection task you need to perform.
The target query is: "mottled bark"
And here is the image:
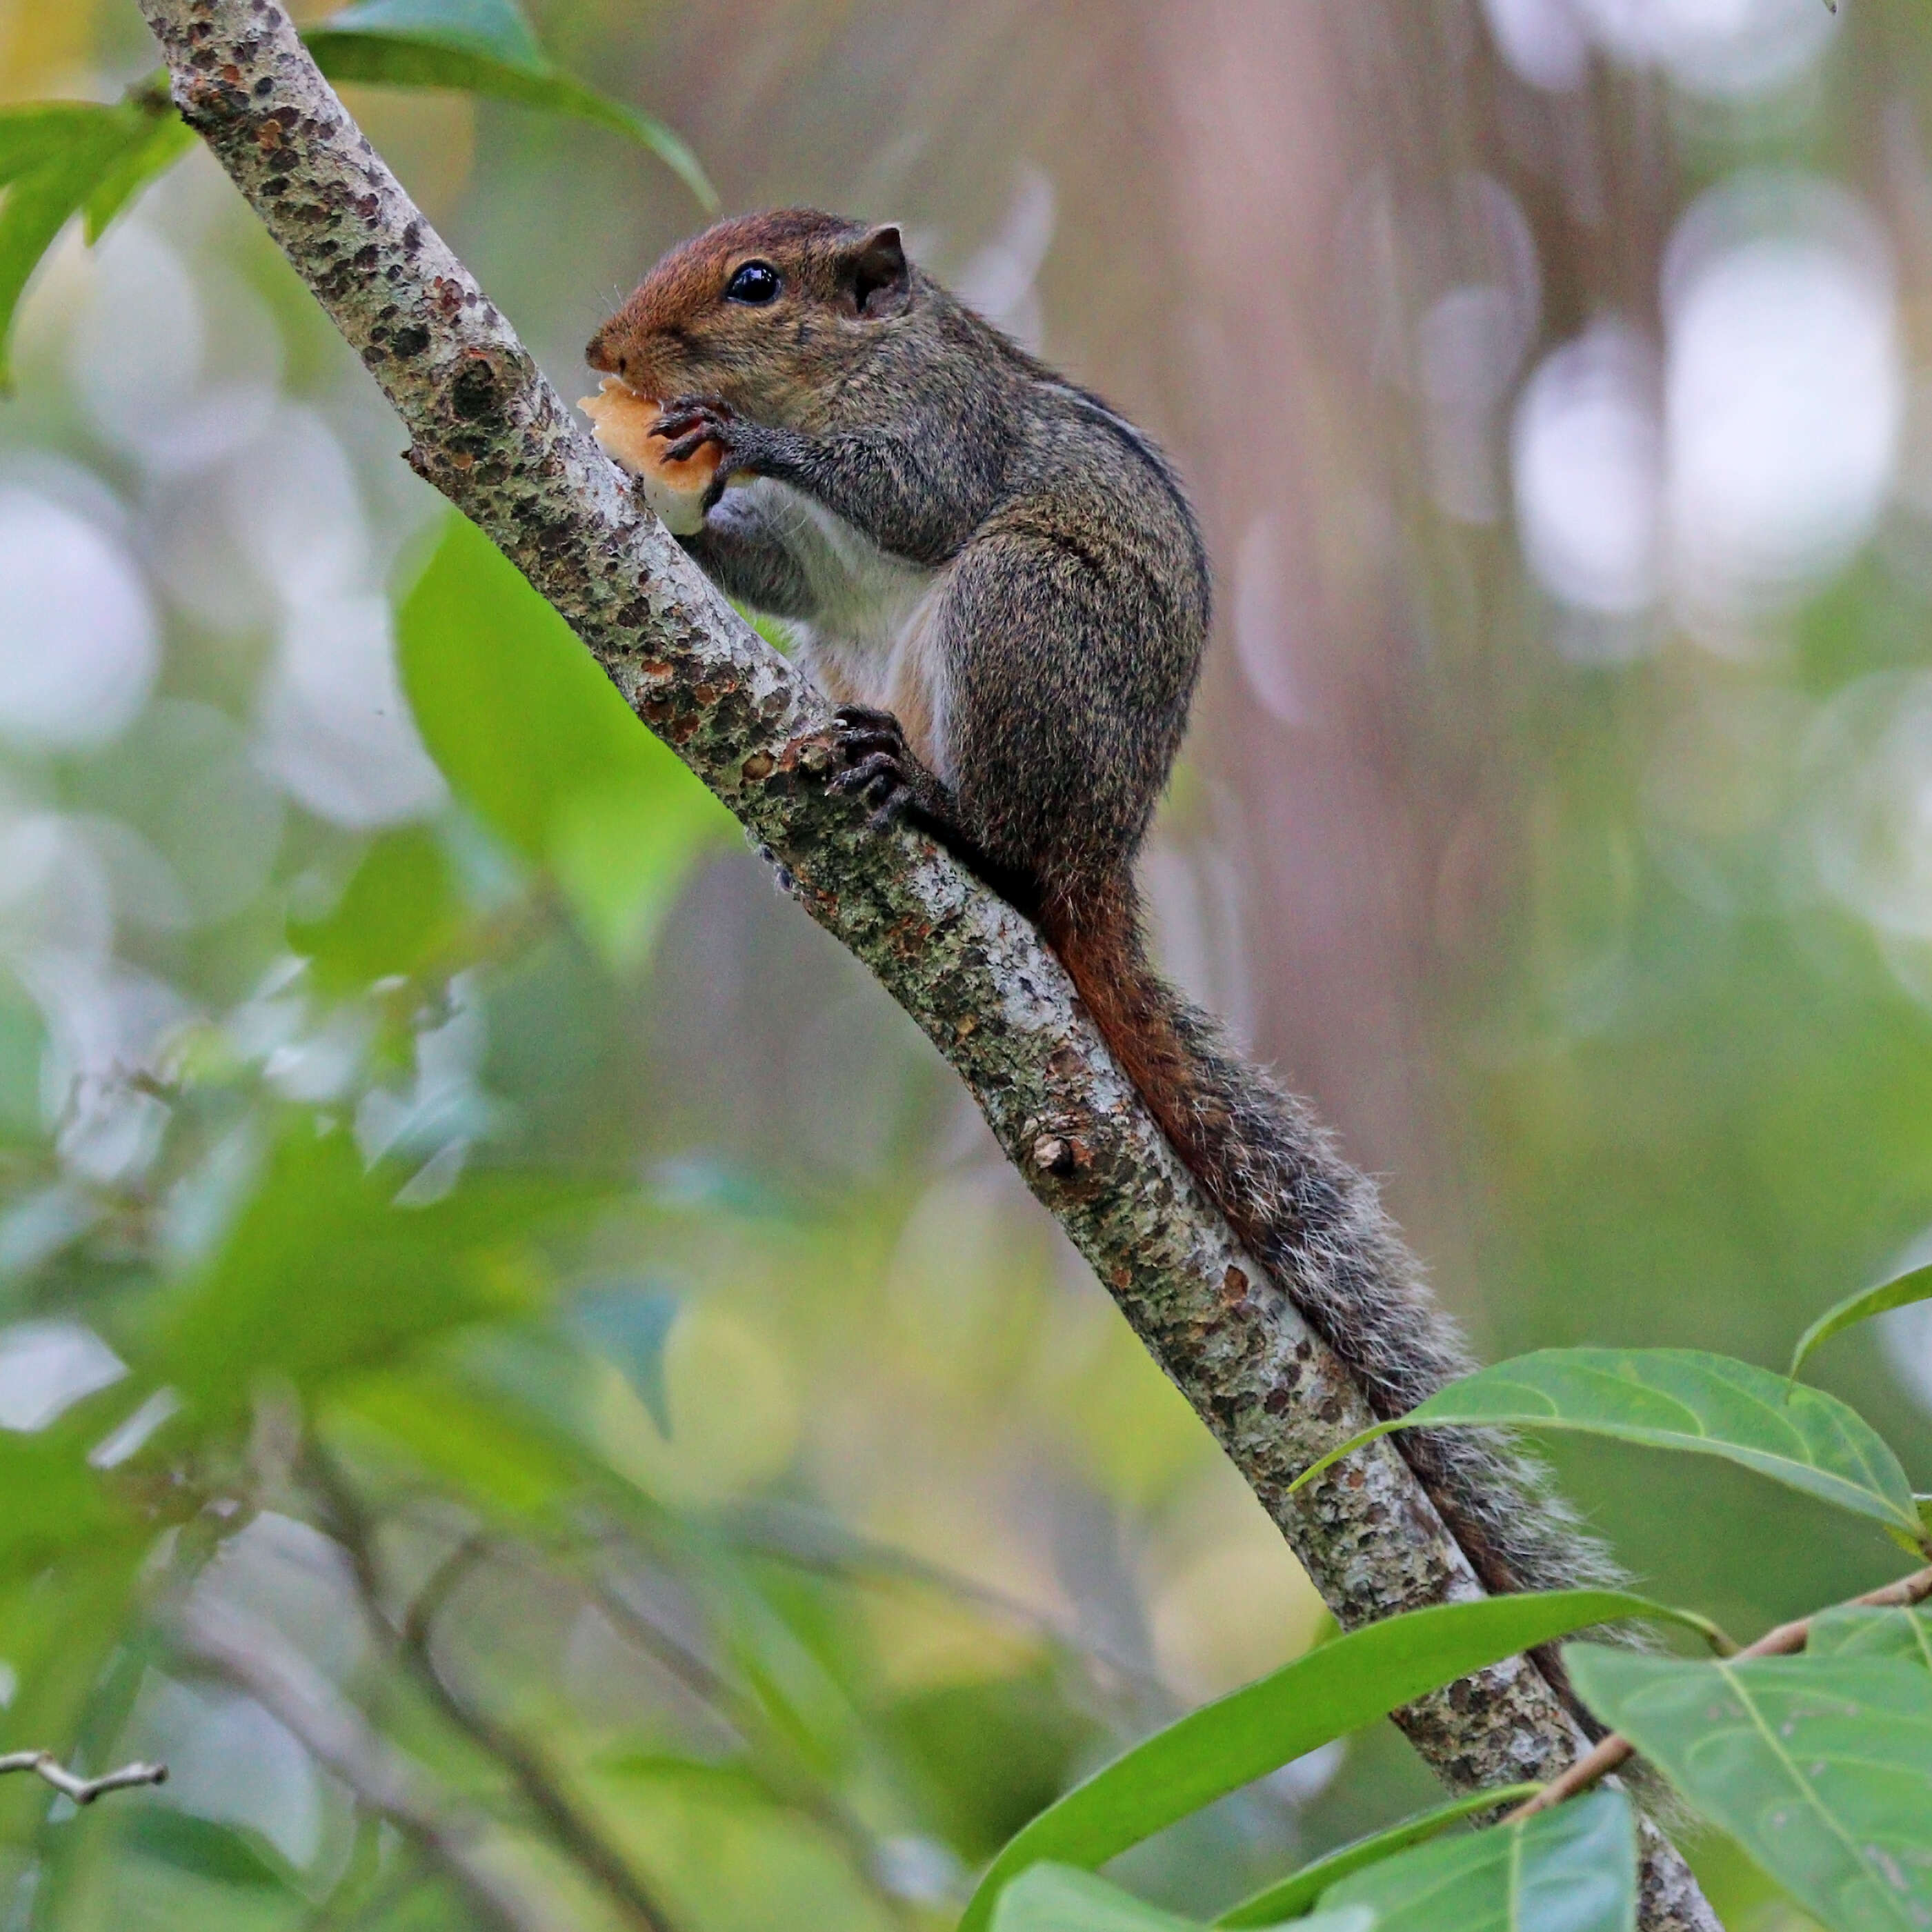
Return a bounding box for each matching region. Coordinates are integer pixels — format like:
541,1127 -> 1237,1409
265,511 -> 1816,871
132,4 -> 1714,1925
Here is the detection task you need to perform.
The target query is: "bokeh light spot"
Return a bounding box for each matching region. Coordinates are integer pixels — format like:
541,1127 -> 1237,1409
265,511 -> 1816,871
0,490 -> 157,751
1664,175 -> 1900,617
1513,321 -> 1662,624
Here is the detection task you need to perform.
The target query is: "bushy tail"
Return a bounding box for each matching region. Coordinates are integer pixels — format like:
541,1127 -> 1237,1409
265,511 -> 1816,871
1043,886 -> 1624,1603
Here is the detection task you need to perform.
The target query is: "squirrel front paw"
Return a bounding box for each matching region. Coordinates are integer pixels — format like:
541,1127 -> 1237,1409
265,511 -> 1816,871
652,396 -> 750,476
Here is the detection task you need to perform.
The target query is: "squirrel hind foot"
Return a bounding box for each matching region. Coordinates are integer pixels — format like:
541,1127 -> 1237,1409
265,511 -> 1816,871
824,706 -> 926,832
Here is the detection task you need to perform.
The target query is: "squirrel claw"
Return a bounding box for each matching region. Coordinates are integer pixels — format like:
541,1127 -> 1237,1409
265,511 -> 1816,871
830,707 -> 911,764
828,749 -> 903,801
651,397 -> 736,464
830,706 -> 904,761
831,727 -> 902,760
826,706 -> 919,830
864,789 -> 914,833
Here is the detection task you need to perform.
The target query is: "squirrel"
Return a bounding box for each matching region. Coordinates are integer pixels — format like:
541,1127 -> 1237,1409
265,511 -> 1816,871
586,209 -> 1622,1614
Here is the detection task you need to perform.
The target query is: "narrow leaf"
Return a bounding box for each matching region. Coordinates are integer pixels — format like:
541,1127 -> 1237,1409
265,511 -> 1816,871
83,110 -> 197,242
1286,1349 -> 1921,1539
1324,1786 -> 1635,1932
993,1865 -> 1371,1932
0,119 -> 135,388
0,105 -> 123,181
1215,1784 -> 1542,1926
0,159 -> 104,385
125,1810 -> 301,1890
959,1590 -> 1711,1932
1566,1646 -> 1932,1932
306,0 -> 714,206
317,0 -> 548,72
1791,1263 -> 1932,1380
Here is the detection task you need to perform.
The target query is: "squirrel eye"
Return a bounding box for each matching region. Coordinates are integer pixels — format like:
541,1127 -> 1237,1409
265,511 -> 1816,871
726,261 -> 780,305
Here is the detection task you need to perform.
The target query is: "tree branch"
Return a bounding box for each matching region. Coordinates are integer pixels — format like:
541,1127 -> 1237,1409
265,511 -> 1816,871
131,4 -> 1716,1925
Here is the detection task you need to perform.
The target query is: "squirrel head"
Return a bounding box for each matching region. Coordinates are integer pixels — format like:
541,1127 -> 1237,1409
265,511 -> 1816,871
586,210 -> 913,424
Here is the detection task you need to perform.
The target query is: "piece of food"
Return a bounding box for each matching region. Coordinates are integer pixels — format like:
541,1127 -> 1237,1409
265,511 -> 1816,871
576,376 -> 721,535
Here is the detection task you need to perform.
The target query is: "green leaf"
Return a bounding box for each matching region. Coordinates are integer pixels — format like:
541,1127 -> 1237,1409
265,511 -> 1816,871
82,110 -> 197,243
992,1865 -> 1371,1932
1286,1349 -> 1922,1539
1324,1787 -> 1635,1932
1566,1646 -> 1932,1932
1806,1604 -> 1932,1668
123,1810 -> 301,1891
0,117 -> 132,389
0,1402 -> 136,1580
886,1666 -> 1101,1866
317,0 -> 548,70
288,825 -> 464,992
0,91 -> 192,388
306,0 -> 715,206
573,1284 -> 678,1435
0,105 -> 128,179
0,1551 -> 143,1835
148,1126 -> 599,1413
1791,1264 -> 1932,1380
1215,1784 -> 1543,1926
959,1589 -> 1711,1932
397,513 -> 732,972
325,1365 -> 591,1520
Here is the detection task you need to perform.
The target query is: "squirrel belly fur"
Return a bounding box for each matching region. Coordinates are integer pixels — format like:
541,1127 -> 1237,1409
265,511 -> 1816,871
587,209 -> 1623,1611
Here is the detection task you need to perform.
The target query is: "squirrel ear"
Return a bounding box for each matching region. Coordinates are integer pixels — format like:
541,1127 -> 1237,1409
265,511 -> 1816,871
849,224 -> 909,315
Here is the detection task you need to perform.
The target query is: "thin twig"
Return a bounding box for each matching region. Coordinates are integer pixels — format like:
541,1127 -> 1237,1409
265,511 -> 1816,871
0,1751 -> 167,1804
1508,1562 -> 1932,1822
403,1551 -> 679,1932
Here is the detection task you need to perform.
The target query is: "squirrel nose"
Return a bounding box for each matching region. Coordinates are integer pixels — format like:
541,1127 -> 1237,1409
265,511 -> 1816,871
584,329 -> 615,372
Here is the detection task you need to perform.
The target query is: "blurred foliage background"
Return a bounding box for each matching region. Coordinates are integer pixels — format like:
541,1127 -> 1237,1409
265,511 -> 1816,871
0,0 -> 1928,1927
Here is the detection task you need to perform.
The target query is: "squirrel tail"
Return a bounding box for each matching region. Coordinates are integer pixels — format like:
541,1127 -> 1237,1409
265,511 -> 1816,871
1042,882 -> 1624,1602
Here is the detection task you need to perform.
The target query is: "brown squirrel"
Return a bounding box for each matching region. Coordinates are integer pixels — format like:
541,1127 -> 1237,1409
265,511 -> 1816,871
586,210 -> 1619,1609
